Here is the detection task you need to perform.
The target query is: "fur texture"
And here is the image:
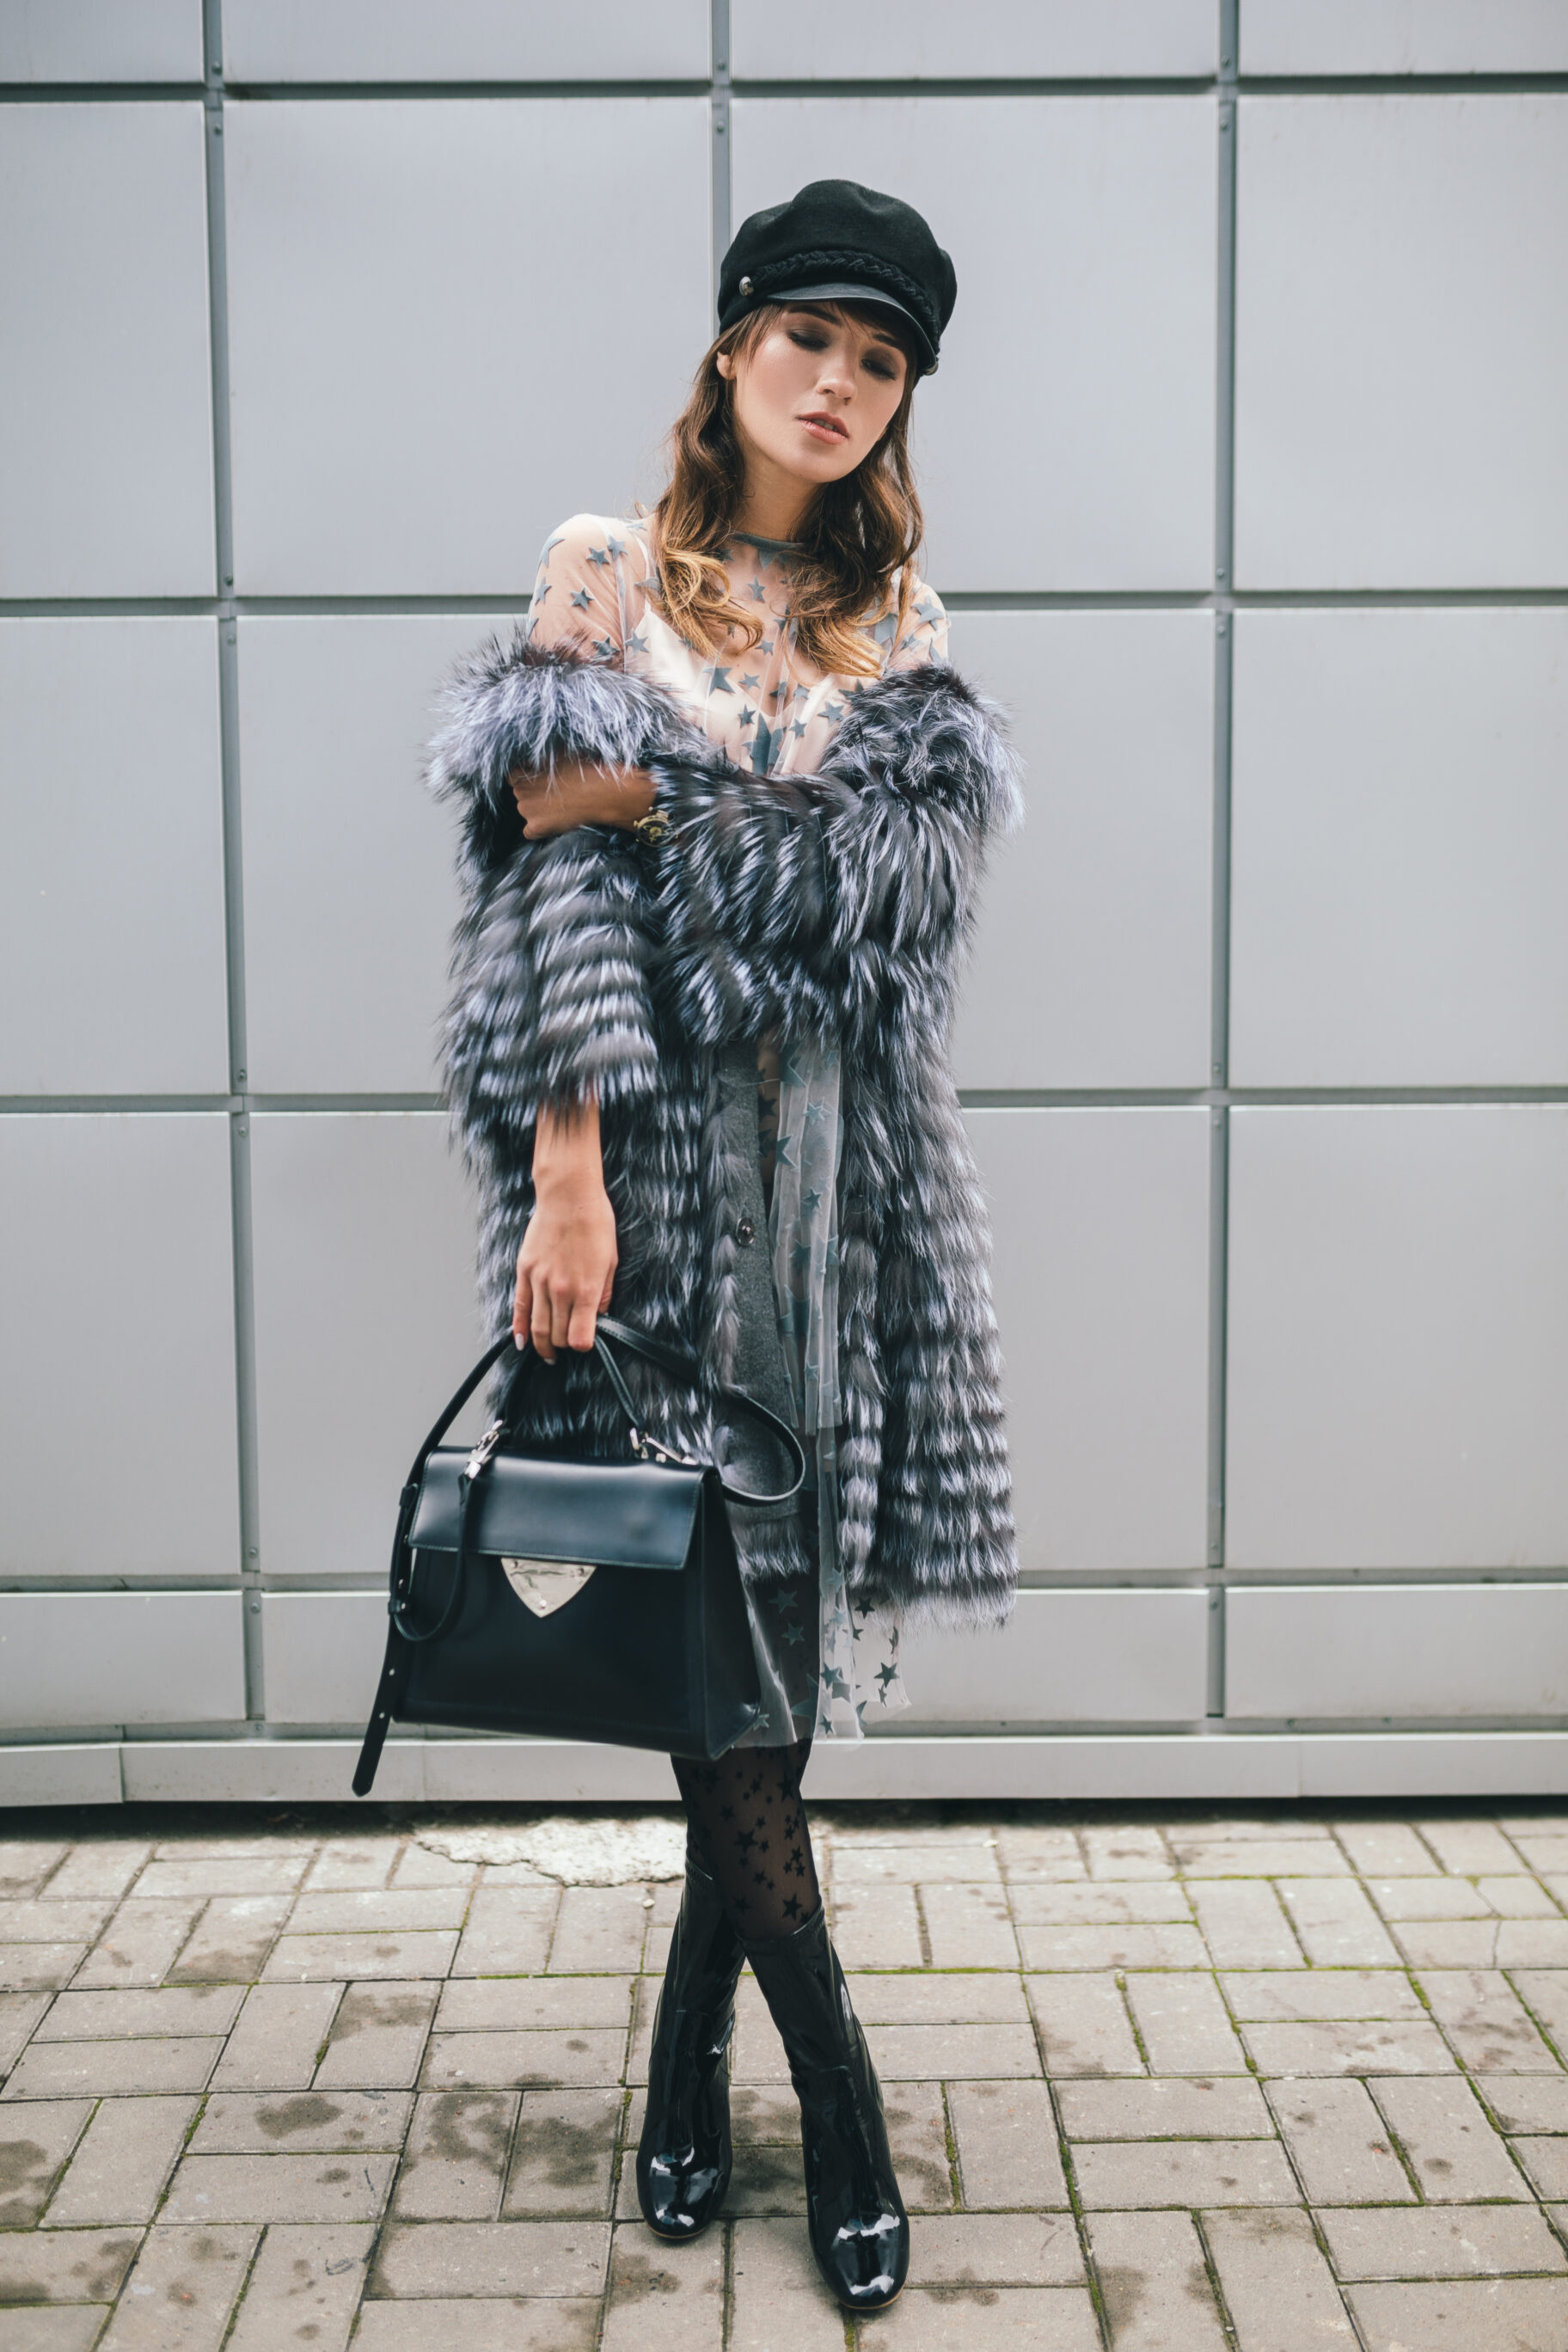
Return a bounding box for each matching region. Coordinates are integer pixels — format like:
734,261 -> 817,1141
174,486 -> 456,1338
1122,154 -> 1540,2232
429,634 -> 1021,1626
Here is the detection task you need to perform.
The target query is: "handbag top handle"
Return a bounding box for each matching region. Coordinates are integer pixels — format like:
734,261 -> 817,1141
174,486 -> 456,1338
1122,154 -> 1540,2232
411,1318 -> 809,1512
383,1318 -> 809,1655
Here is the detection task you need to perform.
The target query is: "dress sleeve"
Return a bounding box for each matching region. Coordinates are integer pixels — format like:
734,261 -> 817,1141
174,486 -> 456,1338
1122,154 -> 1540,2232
524,514 -> 630,666
887,577 -> 950,671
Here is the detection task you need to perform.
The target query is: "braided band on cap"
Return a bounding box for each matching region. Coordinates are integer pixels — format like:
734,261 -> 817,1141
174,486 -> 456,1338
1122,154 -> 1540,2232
742,248 -> 937,340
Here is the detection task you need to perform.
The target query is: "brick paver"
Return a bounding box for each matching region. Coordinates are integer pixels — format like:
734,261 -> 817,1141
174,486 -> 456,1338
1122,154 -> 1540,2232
6,1800 -> 1568,2344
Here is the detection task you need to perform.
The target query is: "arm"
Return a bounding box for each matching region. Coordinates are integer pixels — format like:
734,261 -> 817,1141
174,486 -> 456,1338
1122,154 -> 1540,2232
431,519 -> 695,1152
509,757 -> 656,839
515,1095 -> 618,1360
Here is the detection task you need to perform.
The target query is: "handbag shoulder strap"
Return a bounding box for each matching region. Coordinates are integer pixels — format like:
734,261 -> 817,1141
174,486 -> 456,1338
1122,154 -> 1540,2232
591,1315 -> 808,1507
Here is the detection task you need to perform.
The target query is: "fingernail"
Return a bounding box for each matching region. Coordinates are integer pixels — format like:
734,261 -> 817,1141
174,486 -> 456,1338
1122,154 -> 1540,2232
513,1333 -> 525,1350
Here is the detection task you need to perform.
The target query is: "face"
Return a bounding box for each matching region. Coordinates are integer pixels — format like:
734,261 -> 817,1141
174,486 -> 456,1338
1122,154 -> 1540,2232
716,304 -> 910,490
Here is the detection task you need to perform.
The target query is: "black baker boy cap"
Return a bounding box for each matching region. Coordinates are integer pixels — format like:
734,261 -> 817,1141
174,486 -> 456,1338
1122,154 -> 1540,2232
717,178 -> 957,376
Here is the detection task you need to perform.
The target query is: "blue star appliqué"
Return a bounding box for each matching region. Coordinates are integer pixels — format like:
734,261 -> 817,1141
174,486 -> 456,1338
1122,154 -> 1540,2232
587,546 -> 610,567
569,587 -> 593,610
709,666 -> 734,694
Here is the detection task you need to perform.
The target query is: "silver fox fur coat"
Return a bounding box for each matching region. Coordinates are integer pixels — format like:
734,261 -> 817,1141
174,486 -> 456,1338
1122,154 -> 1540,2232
428,635 -> 1022,1628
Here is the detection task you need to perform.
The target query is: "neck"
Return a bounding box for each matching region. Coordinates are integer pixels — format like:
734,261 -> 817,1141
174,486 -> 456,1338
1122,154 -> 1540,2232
732,446 -> 814,545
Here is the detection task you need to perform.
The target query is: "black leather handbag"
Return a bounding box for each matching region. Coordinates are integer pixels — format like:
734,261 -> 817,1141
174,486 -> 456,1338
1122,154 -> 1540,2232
352,1316 -> 806,1795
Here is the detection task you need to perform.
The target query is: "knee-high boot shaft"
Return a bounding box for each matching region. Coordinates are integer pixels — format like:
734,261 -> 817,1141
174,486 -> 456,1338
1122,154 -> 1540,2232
635,1857 -> 744,2239
744,1904 -> 910,2312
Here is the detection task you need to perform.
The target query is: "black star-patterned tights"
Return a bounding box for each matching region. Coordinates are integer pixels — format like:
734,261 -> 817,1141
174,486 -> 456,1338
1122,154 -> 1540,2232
670,1736 -> 821,1939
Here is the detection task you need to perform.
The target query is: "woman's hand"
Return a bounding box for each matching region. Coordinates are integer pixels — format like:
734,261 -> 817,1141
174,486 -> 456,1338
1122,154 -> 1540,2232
515,1098 -> 617,1361
510,757 -> 657,838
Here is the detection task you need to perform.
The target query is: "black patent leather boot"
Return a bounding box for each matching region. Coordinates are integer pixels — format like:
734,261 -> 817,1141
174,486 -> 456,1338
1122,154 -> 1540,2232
635,1856 -> 744,2239
744,1905 -> 910,2312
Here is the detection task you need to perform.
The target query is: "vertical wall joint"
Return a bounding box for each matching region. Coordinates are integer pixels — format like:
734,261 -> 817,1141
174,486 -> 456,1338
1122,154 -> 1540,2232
1205,0 -> 1240,1716
711,0 -> 732,294
204,0 -> 263,1723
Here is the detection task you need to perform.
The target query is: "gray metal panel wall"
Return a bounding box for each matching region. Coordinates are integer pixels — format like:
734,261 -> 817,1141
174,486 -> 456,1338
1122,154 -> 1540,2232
3,4 -> 1565,1803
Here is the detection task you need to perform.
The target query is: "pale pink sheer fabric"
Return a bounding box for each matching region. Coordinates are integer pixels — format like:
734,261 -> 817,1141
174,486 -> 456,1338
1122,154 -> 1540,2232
524,511 -> 948,777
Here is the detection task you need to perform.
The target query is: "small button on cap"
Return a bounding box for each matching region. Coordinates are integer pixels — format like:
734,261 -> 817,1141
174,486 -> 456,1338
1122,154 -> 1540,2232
738,275 -> 754,297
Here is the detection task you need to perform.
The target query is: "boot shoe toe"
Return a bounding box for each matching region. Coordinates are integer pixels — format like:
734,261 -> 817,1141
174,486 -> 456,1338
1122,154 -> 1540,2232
638,2151 -> 730,2239
824,2210 -> 910,2310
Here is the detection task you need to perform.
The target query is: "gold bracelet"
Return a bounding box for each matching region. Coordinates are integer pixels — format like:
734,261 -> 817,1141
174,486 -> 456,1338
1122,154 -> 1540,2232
632,806 -> 671,846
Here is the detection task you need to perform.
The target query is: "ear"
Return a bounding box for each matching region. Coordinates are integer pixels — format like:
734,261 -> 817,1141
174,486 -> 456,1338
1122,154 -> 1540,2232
715,350 -> 734,380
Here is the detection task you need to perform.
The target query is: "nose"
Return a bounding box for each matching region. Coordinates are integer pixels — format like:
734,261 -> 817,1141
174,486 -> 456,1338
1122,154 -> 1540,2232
814,345 -> 855,400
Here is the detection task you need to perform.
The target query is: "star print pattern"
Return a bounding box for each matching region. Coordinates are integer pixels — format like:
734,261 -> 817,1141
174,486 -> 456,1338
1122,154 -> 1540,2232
522,508 -> 922,1746
670,1736 -> 818,1937
522,511 -> 947,784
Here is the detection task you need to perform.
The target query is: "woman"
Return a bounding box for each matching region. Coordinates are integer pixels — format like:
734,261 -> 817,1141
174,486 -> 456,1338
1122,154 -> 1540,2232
430,179 -> 1019,2312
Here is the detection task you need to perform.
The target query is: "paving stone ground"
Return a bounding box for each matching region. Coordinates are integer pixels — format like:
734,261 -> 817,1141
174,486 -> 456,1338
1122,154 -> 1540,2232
4,1799 -> 1568,2349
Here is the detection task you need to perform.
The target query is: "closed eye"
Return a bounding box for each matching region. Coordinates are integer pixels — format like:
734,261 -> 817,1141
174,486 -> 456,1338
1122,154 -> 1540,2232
791,328 -> 899,382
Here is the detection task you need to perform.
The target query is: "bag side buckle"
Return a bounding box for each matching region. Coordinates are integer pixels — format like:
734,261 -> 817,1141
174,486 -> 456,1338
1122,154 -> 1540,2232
629,1425 -> 699,1471
464,1419 -> 506,1482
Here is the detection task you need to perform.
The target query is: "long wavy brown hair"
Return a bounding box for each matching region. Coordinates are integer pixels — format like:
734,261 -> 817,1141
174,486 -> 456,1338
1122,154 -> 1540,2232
648,301 -> 924,679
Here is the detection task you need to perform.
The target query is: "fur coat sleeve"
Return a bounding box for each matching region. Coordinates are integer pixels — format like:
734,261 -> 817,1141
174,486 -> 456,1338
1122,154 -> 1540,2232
427,629 -> 1021,1627
649,662 -> 1022,1059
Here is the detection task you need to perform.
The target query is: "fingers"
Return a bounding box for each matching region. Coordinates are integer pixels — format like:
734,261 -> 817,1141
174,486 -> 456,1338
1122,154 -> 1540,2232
511,784 -> 555,841
530,1278 -> 557,1365
516,1191 -> 616,1365
522,1273 -> 614,1361
515,1260 -> 551,1363
565,1293 -> 600,1353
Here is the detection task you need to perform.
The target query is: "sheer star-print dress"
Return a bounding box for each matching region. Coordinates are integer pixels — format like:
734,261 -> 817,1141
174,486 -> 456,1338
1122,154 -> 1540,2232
525,513 -> 951,1743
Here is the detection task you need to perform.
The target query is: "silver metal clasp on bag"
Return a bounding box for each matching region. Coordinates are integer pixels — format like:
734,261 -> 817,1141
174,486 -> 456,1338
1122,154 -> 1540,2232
628,1424 -> 700,1471
464,1419 -> 505,1482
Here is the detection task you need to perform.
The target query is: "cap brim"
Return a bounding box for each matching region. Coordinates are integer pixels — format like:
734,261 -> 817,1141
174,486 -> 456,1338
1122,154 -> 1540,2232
769,281 -> 938,372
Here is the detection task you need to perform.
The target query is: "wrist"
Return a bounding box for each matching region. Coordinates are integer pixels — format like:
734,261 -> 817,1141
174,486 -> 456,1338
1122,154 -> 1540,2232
609,764 -> 658,830
532,1097 -> 603,1191
630,768 -> 671,846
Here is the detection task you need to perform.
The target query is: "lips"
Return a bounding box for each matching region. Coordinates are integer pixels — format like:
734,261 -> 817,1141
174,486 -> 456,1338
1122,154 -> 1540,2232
800,412 -> 848,441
